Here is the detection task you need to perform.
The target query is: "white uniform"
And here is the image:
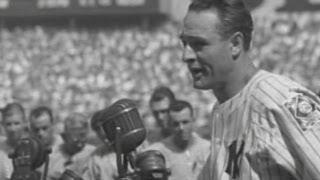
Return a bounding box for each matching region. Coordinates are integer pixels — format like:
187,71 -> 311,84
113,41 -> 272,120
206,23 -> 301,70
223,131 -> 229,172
38,135 -> 64,180
0,150 -> 10,180
0,136 -> 14,179
198,70 -> 320,180
147,133 -> 210,180
82,145 -> 118,180
47,144 -> 95,180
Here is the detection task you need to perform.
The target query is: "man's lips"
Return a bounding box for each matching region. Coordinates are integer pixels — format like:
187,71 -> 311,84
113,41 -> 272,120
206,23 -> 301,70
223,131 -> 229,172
189,66 -> 206,79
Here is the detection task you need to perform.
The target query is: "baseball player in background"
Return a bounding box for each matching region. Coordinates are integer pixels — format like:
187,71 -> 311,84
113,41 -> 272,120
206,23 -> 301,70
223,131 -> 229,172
179,0 -> 320,179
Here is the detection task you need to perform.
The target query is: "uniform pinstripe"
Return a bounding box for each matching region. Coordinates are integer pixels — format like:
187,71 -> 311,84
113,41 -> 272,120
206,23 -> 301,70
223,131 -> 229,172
198,70 -> 320,180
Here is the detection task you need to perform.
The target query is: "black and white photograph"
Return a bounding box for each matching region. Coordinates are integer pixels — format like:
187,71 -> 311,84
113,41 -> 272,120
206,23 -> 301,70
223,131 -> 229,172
0,0 -> 319,180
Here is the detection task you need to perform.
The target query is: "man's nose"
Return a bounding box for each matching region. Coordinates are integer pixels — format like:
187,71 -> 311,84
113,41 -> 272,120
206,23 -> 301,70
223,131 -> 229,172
182,44 -> 196,63
38,130 -> 45,137
158,112 -> 168,120
178,123 -> 184,131
7,125 -> 16,132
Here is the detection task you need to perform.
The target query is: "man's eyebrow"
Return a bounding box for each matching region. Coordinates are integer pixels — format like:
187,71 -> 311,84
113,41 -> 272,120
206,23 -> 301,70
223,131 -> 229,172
179,34 -> 207,42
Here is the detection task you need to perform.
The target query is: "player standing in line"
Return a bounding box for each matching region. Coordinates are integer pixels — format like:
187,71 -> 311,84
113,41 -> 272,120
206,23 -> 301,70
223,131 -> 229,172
179,0 -> 320,179
146,100 -> 210,180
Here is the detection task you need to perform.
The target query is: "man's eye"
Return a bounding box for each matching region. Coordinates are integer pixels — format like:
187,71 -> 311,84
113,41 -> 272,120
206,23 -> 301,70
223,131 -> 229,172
191,42 -> 205,50
160,110 -> 168,114
183,121 -> 190,125
173,122 -> 179,127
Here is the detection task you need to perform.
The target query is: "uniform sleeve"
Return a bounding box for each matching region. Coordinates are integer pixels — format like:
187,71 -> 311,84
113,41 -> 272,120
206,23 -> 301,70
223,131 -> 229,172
270,88 -> 320,179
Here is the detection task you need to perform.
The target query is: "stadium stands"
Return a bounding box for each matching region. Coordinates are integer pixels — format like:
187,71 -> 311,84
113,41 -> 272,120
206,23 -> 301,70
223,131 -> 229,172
0,14 -> 319,137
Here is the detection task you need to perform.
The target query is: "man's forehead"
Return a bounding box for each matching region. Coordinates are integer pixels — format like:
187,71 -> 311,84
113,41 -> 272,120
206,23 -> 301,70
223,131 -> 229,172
31,114 -> 51,125
65,122 -> 88,131
4,114 -> 24,122
151,98 -> 170,109
170,108 -> 192,120
65,127 -> 87,133
181,10 -> 219,39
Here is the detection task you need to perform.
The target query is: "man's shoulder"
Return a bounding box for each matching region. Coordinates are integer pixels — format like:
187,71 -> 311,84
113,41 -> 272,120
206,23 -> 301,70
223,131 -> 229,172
0,137 -> 12,153
90,148 -> 116,167
73,144 -> 96,160
249,71 -> 306,109
0,136 -> 7,149
145,140 -> 166,150
192,133 -> 210,148
91,144 -> 115,158
51,134 -> 64,153
145,136 -> 172,152
84,144 -> 96,152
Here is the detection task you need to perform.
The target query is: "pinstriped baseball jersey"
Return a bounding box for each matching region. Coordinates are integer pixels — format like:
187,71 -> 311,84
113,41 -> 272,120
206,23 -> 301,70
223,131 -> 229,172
198,70 -> 320,180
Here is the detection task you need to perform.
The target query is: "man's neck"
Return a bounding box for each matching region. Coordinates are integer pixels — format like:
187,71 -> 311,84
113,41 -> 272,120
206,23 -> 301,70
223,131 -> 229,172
213,61 -> 258,104
161,128 -> 171,138
63,144 -> 80,156
173,134 -> 194,151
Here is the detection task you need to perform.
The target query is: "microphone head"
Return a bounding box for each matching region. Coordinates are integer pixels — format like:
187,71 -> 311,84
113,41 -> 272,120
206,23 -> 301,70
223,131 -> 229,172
10,136 -> 49,170
100,98 -> 146,153
136,150 -> 170,180
136,150 -> 166,171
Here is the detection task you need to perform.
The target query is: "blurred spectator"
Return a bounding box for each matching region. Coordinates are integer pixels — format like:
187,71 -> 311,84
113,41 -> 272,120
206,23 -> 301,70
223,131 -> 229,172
0,23 -> 213,138
0,16 -> 319,138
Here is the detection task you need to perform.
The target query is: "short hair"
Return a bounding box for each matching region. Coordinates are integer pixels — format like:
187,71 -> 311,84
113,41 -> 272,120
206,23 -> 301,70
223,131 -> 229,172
169,100 -> 193,117
188,0 -> 253,51
64,113 -> 88,131
149,86 -> 175,106
29,106 -> 53,123
2,102 -> 26,121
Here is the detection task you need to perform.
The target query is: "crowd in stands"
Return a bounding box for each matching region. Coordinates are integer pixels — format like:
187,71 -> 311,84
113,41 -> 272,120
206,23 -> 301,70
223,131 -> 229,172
0,13 -> 320,136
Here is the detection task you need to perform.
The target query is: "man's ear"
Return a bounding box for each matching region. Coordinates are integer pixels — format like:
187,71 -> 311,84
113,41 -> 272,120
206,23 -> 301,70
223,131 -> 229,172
229,32 -> 244,60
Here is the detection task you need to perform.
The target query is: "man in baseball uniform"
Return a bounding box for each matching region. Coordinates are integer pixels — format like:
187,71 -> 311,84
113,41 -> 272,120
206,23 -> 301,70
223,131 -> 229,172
179,0 -> 320,179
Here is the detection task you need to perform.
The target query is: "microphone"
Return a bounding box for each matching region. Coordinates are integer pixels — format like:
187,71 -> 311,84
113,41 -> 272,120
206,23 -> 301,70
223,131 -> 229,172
135,150 -> 170,180
9,136 -> 51,180
100,98 -> 147,153
99,98 -> 147,179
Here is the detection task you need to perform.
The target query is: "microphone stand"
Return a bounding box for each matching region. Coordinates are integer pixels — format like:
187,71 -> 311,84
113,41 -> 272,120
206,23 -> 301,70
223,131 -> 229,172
115,127 -> 138,180
42,151 -> 50,180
